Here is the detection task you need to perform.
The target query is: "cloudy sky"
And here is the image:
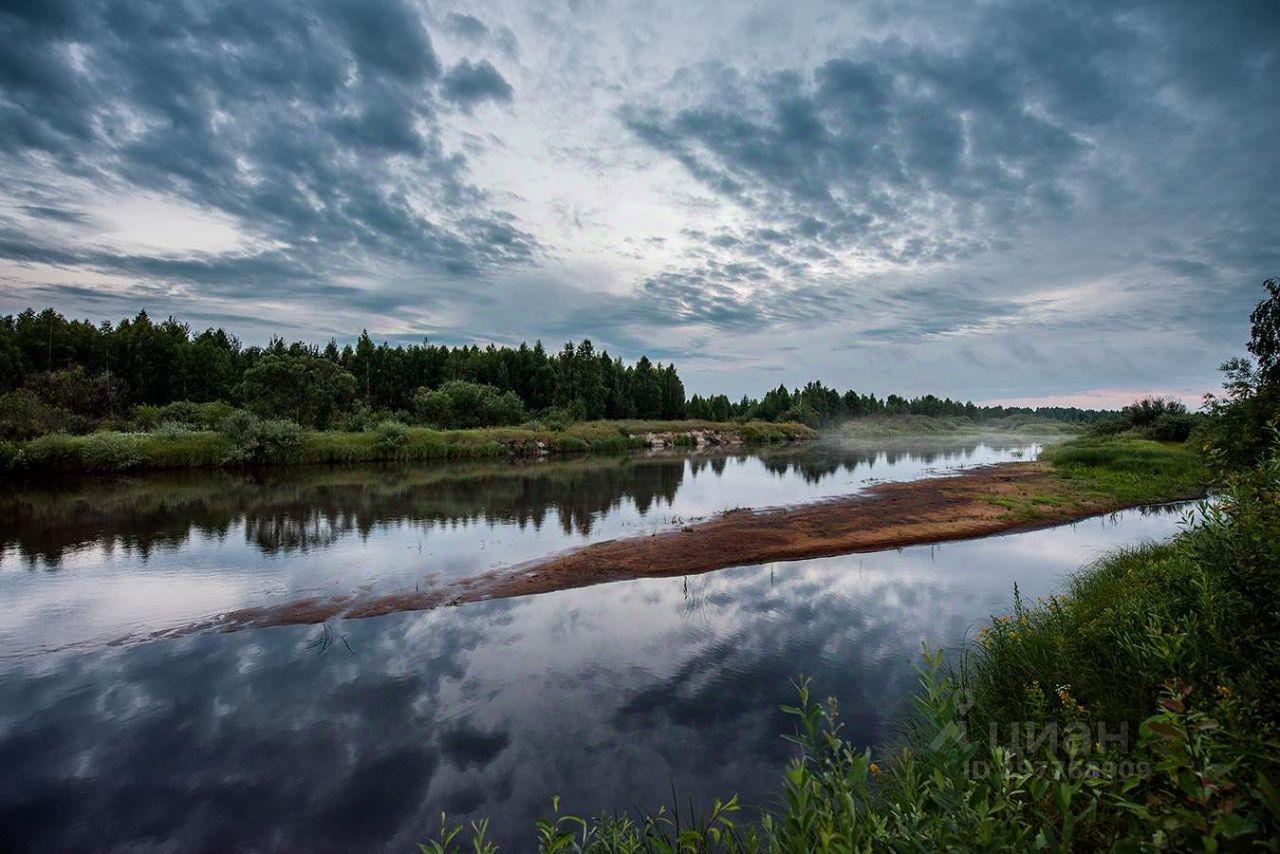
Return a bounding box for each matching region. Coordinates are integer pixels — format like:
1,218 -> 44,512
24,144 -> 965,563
0,0 -> 1276,405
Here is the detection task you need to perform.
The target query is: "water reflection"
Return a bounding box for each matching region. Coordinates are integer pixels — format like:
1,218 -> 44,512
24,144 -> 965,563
0,506 -> 1186,852
1,438 -> 1046,568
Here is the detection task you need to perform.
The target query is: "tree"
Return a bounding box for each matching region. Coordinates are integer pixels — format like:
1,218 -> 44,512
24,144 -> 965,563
1247,278 -> 1280,386
412,381 -> 525,429
238,354 -> 356,428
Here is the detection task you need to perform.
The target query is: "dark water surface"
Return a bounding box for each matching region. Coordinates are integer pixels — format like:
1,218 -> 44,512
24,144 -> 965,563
0,439 -> 1186,851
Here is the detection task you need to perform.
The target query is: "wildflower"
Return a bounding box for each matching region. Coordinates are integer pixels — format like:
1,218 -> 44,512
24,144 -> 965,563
868,762 -> 881,779
1216,685 -> 1232,699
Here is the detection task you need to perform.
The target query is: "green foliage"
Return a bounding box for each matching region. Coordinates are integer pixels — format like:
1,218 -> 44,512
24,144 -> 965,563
238,353 -> 356,428
1121,396 -> 1188,427
1086,397 -> 1199,442
372,420 -> 410,456
1141,411 -> 1197,441
1,307 -> 1112,444
412,381 -> 526,429
0,389 -> 71,439
965,453 -> 1280,847
1040,438 -> 1207,504
17,432 -> 81,470
1196,281 -> 1280,470
1248,278 -> 1280,386
81,431 -> 143,472
218,411 -> 305,465
0,438 -> 18,470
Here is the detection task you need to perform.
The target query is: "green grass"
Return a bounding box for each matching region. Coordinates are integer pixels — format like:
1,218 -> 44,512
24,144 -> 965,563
3,419 -> 814,473
424,448 -> 1279,852
1039,437 -> 1208,504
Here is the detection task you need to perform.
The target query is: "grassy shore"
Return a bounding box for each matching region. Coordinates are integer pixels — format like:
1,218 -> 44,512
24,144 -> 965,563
975,437 -> 1209,521
841,413 -> 1086,439
0,419 -> 814,474
424,438 -> 1279,851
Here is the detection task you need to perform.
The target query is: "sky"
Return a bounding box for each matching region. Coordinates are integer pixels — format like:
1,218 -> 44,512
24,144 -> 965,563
0,0 -> 1277,406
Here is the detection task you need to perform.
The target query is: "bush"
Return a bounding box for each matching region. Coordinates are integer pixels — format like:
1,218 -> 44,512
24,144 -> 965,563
18,432 -> 80,470
0,389 -> 71,439
412,381 -> 526,429
219,411 -> 305,464
0,439 -> 17,470
130,404 -> 163,431
239,354 -> 356,428
1085,416 -> 1129,438
372,420 -> 409,456
336,407 -> 399,432
81,432 -> 143,472
1140,412 -> 1197,441
154,400 -> 203,427
1121,395 -> 1188,427
151,421 -> 196,440
196,400 -> 237,428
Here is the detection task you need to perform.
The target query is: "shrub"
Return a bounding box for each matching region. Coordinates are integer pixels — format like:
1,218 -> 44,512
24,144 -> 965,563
1121,395 -> 1188,428
373,420 -> 409,456
130,404 -> 163,431
239,354 -> 356,428
219,411 -> 305,464
196,400 -> 237,428
81,432 -> 143,472
155,400 -> 203,427
0,439 -> 17,470
1140,412 -> 1197,441
336,407 -> 398,432
151,421 -> 196,440
0,389 -> 71,439
1085,417 -> 1129,438
412,381 -> 526,429
19,432 -> 80,470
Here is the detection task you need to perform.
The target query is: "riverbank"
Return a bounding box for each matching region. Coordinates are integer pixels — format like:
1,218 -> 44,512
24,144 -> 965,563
154,439 -> 1206,638
0,419 -> 814,473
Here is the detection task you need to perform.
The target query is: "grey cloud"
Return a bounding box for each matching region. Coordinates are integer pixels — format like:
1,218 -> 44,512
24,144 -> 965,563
620,0 -> 1279,338
442,59 -> 515,109
0,0 -> 538,291
444,12 -> 489,41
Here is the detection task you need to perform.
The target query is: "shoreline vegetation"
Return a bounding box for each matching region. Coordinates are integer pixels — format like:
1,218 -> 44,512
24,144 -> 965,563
0,418 -> 814,474
0,412 -> 1093,475
1,305 -> 1112,474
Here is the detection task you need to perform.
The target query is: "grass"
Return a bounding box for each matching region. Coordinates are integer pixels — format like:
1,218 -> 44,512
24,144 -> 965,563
971,437 -> 1210,523
3,419 -> 815,473
424,445 -> 1279,852
1039,437 -> 1209,505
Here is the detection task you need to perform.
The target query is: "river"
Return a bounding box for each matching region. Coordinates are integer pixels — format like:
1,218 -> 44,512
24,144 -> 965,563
0,437 -> 1188,851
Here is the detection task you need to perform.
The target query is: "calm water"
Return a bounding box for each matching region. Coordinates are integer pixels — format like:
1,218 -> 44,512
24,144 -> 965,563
0,438 -> 1187,851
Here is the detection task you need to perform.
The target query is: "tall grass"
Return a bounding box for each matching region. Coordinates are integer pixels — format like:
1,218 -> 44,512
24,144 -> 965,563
1039,437 -> 1208,504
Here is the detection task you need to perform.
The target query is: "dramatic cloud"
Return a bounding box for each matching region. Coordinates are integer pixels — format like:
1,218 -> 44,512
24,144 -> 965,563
1,0 -> 1277,402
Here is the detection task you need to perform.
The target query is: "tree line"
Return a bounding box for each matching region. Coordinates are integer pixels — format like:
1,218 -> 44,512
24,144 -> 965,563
0,307 -> 1111,435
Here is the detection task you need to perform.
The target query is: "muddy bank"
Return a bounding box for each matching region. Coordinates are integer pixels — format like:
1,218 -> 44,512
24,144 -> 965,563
143,461 -> 1201,642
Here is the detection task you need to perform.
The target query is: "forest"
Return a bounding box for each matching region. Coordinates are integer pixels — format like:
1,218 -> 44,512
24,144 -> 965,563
0,307 -> 1110,438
